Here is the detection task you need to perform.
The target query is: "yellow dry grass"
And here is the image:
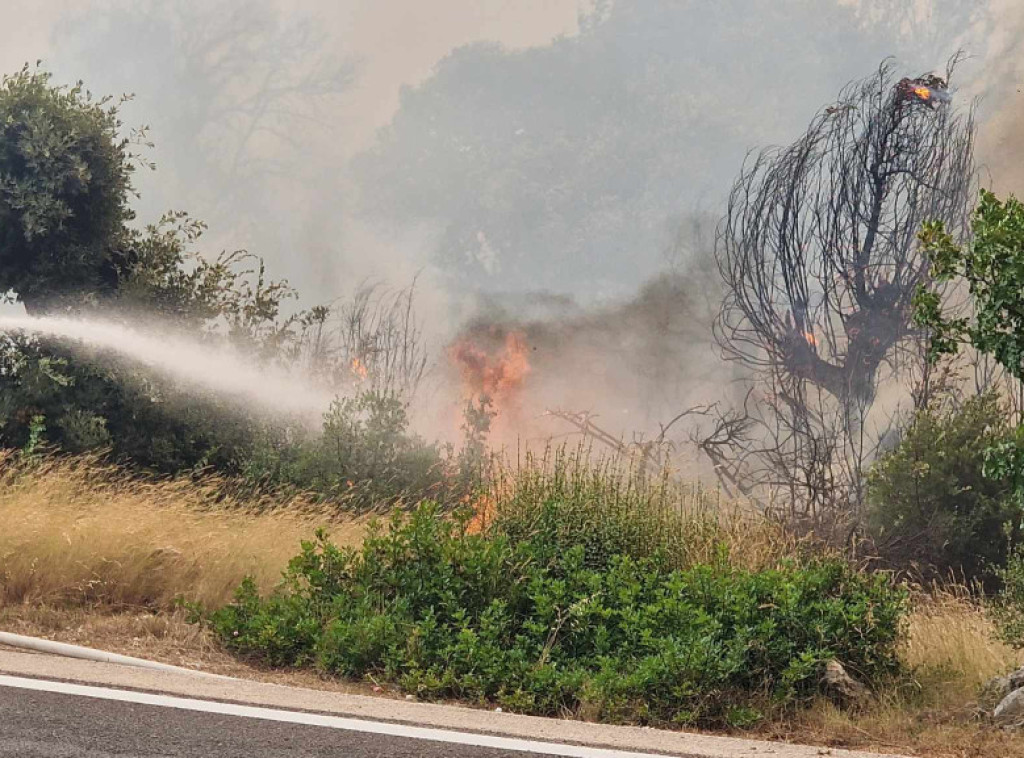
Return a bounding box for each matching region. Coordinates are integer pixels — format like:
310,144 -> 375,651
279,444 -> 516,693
0,453 -> 364,610
905,589 -> 1022,689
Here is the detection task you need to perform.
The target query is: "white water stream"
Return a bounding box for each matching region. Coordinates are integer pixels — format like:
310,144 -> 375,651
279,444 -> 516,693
0,315 -> 335,421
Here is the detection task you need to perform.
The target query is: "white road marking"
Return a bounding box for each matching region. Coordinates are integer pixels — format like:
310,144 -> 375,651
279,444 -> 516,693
0,674 -> 675,758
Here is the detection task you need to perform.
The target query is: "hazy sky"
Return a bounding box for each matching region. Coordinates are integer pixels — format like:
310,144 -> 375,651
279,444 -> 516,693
315,0 -> 581,155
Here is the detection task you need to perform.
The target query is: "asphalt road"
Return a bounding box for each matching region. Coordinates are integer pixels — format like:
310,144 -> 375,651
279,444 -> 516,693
0,651 -> 903,758
0,685 -> 572,758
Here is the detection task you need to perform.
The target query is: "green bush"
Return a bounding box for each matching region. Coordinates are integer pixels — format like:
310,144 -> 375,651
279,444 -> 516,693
992,546 -> 1024,648
208,503 -> 907,728
236,390 -> 474,511
241,393 -> 446,506
866,393 -> 1022,584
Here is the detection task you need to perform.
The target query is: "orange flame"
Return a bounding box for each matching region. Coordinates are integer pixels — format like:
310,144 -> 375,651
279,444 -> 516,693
351,357 -> 369,381
449,331 -> 531,400
464,492 -> 495,535
449,329 -> 532,442
802,330 -> 817,348
912,85 -> 932,101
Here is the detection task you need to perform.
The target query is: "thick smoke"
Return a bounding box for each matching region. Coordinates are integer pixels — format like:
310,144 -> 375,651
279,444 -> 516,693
974,0 -> 1024,196
432,220 -> 738,475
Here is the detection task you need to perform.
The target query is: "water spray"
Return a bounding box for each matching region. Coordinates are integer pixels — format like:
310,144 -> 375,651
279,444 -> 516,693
0,315 -> 336,422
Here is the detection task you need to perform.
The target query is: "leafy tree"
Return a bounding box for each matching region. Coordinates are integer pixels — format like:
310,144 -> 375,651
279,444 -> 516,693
0,65 -> 460,501
0,66 -> 135,313
915,190 -> 1024,510
916,190 -> 1024,380
918,193 -> 1024,618
866,392 -> 1020,583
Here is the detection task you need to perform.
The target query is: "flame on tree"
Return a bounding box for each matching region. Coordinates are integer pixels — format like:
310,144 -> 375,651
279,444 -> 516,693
711,58 -> 975,518
448,327 -> 531,444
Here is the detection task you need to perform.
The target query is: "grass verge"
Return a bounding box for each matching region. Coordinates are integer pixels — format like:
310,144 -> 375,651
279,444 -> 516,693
0,452 -> 364,609
761,591 -> 1024,756
2,452 -> 1022,756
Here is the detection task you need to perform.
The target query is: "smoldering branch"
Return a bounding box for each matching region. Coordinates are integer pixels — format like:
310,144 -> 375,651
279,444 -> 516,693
715,57 -> 975,405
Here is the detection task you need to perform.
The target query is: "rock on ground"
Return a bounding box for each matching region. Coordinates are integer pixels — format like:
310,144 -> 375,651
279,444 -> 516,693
994,686 -> 1024,728
824,660 -> 869,703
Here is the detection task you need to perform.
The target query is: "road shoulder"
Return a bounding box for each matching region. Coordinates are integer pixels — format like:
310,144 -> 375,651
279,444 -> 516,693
0,647 -> 908,758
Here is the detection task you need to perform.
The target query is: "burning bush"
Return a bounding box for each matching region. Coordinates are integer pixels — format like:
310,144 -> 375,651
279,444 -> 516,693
448,327 -> 531,442
450,329 -> 531,399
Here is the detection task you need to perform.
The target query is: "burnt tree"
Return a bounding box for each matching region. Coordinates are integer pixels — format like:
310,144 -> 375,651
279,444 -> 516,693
716,59 -> 974,405
711,58 -> 975,519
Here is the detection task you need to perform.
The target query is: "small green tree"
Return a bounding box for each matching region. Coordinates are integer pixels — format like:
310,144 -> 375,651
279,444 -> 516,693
915,189 -> 1024,508
0,66 -> 135,313
915,189 -> 1024,380
866,393 -> 1020,583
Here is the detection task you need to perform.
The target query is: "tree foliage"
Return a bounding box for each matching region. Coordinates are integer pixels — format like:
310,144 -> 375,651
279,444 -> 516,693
916,189 -> 1024,381
914,189 -> 1024,518
0,66 -> 135,313
866,392 -> 1020,583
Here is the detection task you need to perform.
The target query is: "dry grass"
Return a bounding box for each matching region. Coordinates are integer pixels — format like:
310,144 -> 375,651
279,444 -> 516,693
0,604 -> 385,695
488,445 -> 800,572
0,453 -> 365,610
904,589 -> 1022,690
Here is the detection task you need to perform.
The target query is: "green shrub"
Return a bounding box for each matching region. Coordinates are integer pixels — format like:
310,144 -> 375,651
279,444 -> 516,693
238,390 -> 447,510
208,503 -> 907,728
866,393 -> 1022,584
992,546 -> 1024,648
